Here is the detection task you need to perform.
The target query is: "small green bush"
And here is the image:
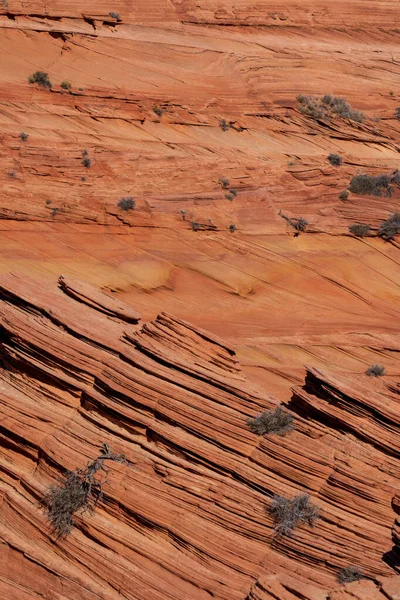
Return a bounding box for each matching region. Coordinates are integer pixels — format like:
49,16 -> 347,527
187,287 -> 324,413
230,189 -> 238,197
297,94 -> 364,122
395,107 -> 400,120
247,405 -> 294,436
61,80 -> 72,90
269,493 -> 320,537
219,177 -> 230,188
328,153 -> 342,166
366,364 -> 385,377
28,71 -> 52,89
225,192 -> 234,201
349,223 -> 370,237
108,11 -> 121,20
229,224 -> 236,233
153,104 -> 163,117
82,157 -> 92,168
337,566 -> 364,584
118,197 -> 135,211
339,190 -> 349,200
378,213 -> 400,241
219,119 -> 230,131
19,132 -> 28,142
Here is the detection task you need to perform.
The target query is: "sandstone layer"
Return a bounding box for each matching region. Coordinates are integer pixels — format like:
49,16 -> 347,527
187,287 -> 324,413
1,0 -> 400,598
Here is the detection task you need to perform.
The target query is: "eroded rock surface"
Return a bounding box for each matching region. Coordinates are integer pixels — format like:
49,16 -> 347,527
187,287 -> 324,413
0,274 -> 399,599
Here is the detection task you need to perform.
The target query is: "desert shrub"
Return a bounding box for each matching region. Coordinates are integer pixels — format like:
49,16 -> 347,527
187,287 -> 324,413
297,94 -> 364,122
230,189 -> 238,197
229,224 -> 236,233
179,209 -> 187,220
292,217 -> 308,232
42,444 -> 126,538
366,364 -> 385,377
118,196 -> 135,211
328,153 -> 342,166
191,221 -> 200,231
28,71 -> 52,89
8,170 -> 15,178
297,95 -> 326,120
153,104 -> 163,117
219,119 -> 230,131
45,199 -> 52,205
61,80 -> 71,90
349,173 -> 392,197
81,177 -> 86,182
82,149 -> 88,157
82,157 -> 92,168
19,132 -> 28,142
395,108 -> 400,120
225,192 -> 234,201
337,566 -> 364,584
108,11 -> 121,20
349,223 -> 370,237
378,212 -> 400,240
339,190 -> 349,200
51,207 -> 59,217
269,493 -> 320,537
247,405 -> 294,436
219,177 -> 230,188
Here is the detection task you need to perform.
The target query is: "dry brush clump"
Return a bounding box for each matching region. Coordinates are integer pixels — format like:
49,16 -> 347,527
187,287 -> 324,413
28,71 -> 52,89
247,405 -> 294,436
42,443 -> 127,538
297,94 -> 364,123
378,212 -> 400,241
349,223 -> 370,237
366,364 -> 385,377
327,153 -> 342,166
337,566 -> 365,584
269,493 -> 320,537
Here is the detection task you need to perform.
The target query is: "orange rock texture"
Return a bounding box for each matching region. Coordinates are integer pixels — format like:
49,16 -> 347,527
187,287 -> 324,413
0,1 -> 400,599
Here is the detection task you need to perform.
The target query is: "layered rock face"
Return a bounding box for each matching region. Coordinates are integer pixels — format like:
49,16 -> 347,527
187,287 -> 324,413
0,273 -> 399,599
1,0 -> 400,598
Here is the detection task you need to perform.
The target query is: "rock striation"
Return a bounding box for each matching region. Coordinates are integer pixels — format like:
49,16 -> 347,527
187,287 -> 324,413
0,274 -> 399,599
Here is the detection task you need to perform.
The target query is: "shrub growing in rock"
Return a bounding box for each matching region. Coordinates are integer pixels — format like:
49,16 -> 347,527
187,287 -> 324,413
378,212 -> 400,241
61,80 -> 72,90
19,132 -> 28,142
82,157 -> 92,168
225,192 -> 234,201
28,71 -> 52,89
247,405 -> 294,436
219,177 -> 230,188
229,224 -> 236,233
349,223 -> 370,237
349,174 -> 392,197
395,108 -> 400,120
153,104 -> 163,117
42,444 -> 127,538
366,364 -> 385,377
328,153 -> 342,166
269,493 -> 320,537
337,566 -> 365,584
108,11 -> 121,20
339,190 -> 349,200
298,94 -> 364,122
219,119 -> 230,131
118,196 -> 135,211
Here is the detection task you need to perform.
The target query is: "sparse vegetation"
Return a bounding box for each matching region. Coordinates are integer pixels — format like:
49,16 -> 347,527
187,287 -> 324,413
337,566 -> 365,584
229,224 -> 236,233
328,153 -> 342,166
153,104 -> 163,117
51,207 -> 59,217
349,223 -> 370,237
225,192 -> 235,201
219,119 -> 230,131
28,71 -> 52,89
82,149 -> 89,157
108,11 -> 121,20
19,132 -> 28,142
247,405 -> 294,436
366,364 -> 385,377
118,197 -> 135,211
8,170 -> 15,178
179,209 -> 187,220
279,210 -> 308,233
298,94 -> 364,122
45,199 -> 52,205
82,157 -> 92,168
230,189 -> 238,197
395,108 -> 400,120
339,190 -> 349,201
219,177 -> 230,188
191,221 -> 200,231
269,493 -> 320,537
42,444 -> 127,538
349,173 -> 396,197
61,80 -> 72,90
378,212 -> 400,241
